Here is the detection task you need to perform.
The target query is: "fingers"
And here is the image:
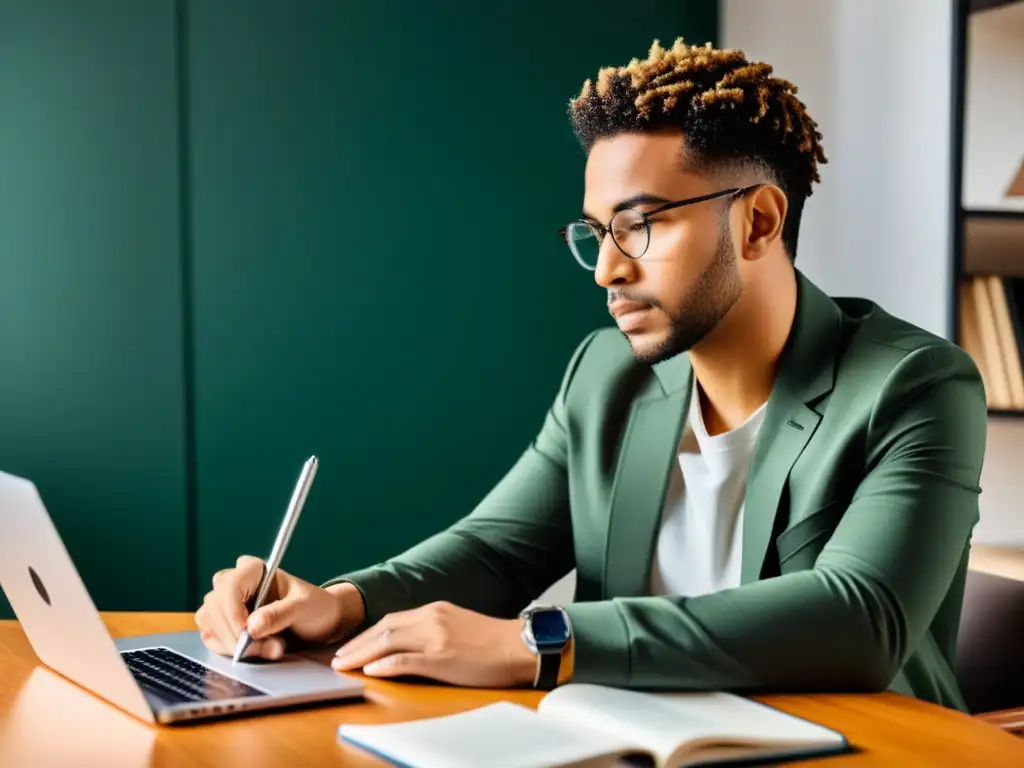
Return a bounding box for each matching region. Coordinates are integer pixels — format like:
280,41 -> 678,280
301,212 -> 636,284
195,556 -> 269,656
224,556 -> 267,633
199,626 -> 230,656
332,606 -> 423,668
241,636 -> 286,661
332,624 -> 411,672
327,602 -> 518,687
199,622 -> 284,660
246,589 -> 302,640
362,652 -> 428,678
197,593 -> 237,654
332,603 -> 448,671
206,559 -> 258,637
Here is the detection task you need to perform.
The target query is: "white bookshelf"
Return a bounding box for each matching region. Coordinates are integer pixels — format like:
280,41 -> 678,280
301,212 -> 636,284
962,1 -> 1024,213
954,0 -> 1024,421
950,1 -> 1024,548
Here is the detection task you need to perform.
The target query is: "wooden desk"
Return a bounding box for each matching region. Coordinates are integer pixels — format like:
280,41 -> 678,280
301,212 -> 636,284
1,613 -> 1022,767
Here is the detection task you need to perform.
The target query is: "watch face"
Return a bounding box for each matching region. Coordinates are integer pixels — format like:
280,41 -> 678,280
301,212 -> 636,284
531,609 -> 570,648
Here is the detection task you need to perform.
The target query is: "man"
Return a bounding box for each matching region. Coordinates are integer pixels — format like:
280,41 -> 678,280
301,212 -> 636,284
195,38 -> 987,711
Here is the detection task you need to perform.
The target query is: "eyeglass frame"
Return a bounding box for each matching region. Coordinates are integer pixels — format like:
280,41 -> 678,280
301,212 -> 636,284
557,184 -> 762,270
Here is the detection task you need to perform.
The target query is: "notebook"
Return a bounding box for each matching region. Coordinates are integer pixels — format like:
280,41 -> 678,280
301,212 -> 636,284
337,683 -> 849,767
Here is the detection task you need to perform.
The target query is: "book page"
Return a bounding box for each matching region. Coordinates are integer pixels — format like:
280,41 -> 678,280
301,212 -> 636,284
538,684 -> 843,765
339,700 -> 644,768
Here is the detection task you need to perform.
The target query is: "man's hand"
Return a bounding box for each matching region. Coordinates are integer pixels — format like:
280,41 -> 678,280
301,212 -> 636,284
194,555 -> 364,660
330,601 -> 538,688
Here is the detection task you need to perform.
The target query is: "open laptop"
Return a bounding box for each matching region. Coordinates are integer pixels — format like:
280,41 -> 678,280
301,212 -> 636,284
0,469 -> 365,725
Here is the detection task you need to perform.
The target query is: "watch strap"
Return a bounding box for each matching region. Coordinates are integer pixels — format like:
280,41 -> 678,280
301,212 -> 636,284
536,649 -> 561,689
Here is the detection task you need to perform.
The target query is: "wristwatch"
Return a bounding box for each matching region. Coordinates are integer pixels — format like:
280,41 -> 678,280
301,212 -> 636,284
519,604 -> 571,689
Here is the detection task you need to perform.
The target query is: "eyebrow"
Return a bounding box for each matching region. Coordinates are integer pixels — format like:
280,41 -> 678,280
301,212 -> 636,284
582,192 -> 673,222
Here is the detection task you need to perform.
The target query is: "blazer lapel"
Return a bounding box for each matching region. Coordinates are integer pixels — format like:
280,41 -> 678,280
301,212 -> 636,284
740,271 -> 844,584
602,352 -> 692,598
740,389 -> 821,583
600,270 -> 844,596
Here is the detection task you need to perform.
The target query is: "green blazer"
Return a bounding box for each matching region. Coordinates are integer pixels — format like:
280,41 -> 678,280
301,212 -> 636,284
324,269 -> 987,711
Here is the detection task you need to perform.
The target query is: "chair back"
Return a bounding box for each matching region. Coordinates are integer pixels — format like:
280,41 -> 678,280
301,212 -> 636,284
956,569 -> 1024,715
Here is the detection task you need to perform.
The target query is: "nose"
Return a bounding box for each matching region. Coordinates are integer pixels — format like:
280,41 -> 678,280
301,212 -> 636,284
593,233 -> 639,288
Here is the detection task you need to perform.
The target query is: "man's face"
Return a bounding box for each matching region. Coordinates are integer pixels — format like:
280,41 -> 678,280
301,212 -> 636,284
581,131 -> 744,364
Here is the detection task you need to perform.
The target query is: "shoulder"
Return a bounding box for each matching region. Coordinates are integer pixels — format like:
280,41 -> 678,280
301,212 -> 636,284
550,326 -> 658,420
829,296 -> 987,447
569,326 -> 635,372
833,295 -> 982,395
558,326 -> 644,387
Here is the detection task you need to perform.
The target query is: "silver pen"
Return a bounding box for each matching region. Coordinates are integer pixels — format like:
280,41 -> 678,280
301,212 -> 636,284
232,455 -> 319,663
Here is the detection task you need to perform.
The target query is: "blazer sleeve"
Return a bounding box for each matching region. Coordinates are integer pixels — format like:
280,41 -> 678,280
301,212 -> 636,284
320,330 -> 598,628
562,343 -> 987,695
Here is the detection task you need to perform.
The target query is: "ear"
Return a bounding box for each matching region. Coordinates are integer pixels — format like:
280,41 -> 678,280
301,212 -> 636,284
738,184 -> 787,260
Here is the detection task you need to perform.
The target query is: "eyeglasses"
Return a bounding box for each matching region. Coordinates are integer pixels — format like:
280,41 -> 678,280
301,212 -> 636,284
558,185 -> 759,271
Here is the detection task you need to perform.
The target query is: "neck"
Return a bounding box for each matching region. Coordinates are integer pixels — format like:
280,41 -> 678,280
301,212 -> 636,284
689,263 -> 797,436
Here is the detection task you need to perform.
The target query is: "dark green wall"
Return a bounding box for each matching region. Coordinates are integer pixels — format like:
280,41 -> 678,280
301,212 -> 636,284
186,0 -> 718,591
0,0 -> 188,618
1,1 -> 717,620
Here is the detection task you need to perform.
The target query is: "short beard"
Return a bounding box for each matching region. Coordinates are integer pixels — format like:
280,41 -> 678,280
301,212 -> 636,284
634,219 -> 743,365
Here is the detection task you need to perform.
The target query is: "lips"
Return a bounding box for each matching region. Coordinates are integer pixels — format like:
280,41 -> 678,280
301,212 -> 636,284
609,300 -> 652,332
609,300 -> 649,318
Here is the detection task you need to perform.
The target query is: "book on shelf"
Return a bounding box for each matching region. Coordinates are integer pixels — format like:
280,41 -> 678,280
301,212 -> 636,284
336,683 -> 849,768
959,274 -> 1024,410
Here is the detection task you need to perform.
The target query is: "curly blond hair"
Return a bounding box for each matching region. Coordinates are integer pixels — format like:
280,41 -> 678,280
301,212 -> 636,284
569,38 -> 827,258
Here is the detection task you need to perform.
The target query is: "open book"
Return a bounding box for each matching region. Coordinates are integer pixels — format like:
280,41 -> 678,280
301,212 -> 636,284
337,683 -> 849,767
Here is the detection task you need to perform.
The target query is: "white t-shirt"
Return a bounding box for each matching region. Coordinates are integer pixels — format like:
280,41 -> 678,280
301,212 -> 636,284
648,384 -> 768,597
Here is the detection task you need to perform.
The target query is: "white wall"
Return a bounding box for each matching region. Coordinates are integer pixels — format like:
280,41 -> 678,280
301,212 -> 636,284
723,0 -> 1024,545
723,0 -> 951,336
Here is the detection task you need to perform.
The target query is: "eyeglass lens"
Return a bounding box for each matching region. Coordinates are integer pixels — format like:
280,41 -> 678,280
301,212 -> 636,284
566,209 -> 649,269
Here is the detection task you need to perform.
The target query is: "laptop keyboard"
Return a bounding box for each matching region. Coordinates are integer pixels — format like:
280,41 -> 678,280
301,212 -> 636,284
121,647 -> 266,705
